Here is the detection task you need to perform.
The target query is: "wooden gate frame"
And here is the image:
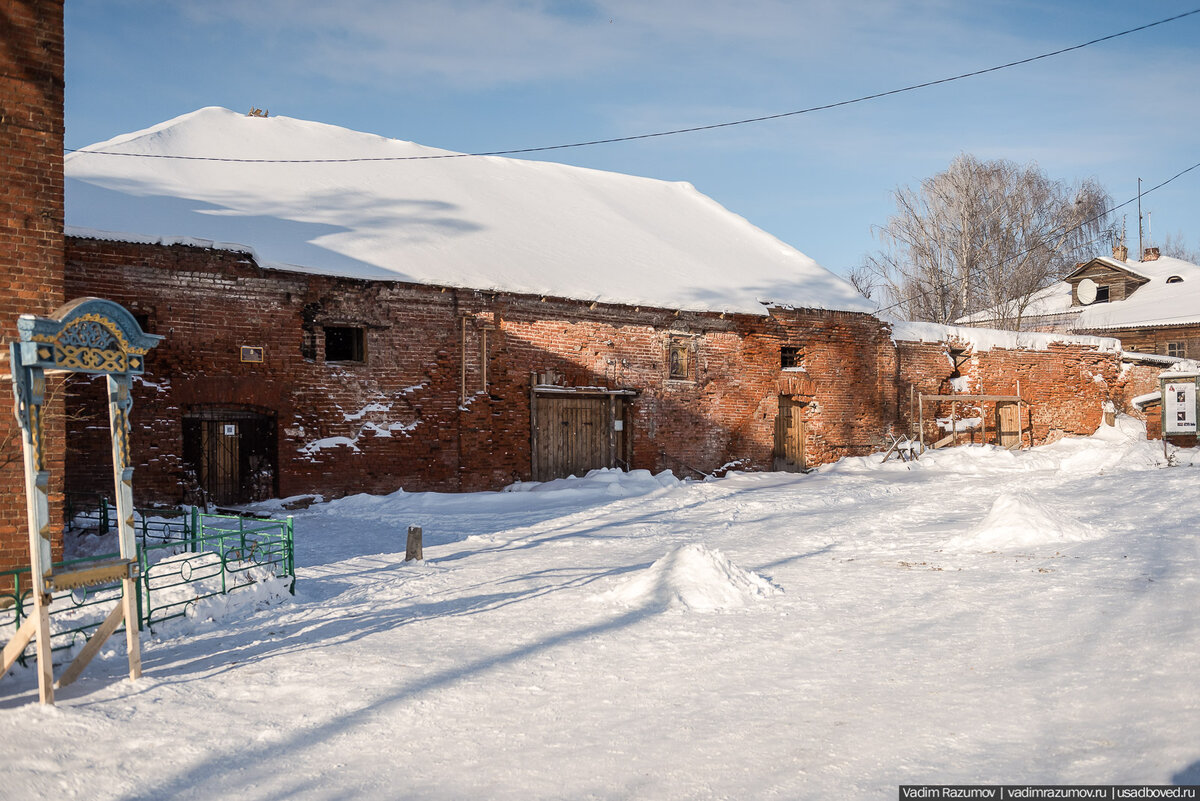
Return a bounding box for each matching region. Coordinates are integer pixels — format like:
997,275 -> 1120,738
917,386 -> 1030,452
2,298 -> 161,704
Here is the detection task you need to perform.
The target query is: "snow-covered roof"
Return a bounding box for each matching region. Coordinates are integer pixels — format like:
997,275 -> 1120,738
1072,255 -> 1200,330
1160,358 -> 1200,379
961,254 -> 1200,331
64,107 -> 871,317
889,320 -> 1120,352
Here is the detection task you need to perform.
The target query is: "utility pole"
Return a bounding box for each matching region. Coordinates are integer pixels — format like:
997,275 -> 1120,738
1137,177 -> 1143,260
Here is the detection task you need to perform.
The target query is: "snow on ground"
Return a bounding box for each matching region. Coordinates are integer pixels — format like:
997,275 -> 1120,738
4,418 -> 1200,799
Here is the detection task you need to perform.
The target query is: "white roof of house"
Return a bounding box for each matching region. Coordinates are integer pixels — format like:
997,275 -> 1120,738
1072,255 -> 1200,330
889,320 -> 1120,352
962,254 -> 1200,331
64,107 -> 871,317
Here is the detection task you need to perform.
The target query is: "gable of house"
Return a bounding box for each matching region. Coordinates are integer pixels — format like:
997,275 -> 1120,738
1064,258 -> 1150,306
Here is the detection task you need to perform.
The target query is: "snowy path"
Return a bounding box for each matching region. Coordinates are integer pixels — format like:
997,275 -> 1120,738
3,421 -> 1199,799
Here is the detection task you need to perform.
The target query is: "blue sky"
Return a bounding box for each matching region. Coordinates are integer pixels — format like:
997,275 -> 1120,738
64,1 -> 1200,277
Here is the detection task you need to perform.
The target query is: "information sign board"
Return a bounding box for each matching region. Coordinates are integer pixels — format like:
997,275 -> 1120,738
1163,379 -> 1198,434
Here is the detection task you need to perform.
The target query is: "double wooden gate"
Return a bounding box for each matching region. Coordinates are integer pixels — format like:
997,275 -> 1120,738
531,392 -> 631,482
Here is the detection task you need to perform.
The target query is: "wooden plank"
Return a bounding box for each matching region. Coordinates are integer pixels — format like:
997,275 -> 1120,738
920,394 -> 1027,402
919,393 -> 925,452
529,380 -> 541,481
932,434 -> 953,449
57,599 -> 126,688
1,615 -> 38,676
122,577 -> 141,680
34,596 -> 53,704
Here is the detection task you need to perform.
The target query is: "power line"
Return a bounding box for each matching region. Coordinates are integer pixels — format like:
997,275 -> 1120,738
65,8 -> 1200,164
871,159 -> 1200,321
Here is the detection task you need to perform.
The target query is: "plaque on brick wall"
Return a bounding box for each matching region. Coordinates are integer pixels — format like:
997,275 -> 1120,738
241,345 -> 264,363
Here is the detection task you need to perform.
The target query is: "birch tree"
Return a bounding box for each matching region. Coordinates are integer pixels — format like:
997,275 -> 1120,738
857,154 -> 1114,328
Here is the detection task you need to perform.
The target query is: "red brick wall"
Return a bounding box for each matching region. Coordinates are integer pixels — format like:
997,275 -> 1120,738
0,0 -> 65,570
65,238 -> 1132,506
65,238 -> 899,503
895,339 -> 1120,446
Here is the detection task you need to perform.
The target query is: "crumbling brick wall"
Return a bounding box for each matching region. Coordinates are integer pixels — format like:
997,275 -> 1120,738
895,338 -> 1120,447
64,237 -> 1132,507
64,238 -> 898,503
0,0 -> 65,571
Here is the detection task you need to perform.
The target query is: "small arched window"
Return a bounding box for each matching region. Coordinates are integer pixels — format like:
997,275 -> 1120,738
1166,275 -> 1184,284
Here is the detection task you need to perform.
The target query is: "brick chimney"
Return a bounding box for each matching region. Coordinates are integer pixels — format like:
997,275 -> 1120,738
1142,247 -> 1160,262
1113,244 -> 1129,261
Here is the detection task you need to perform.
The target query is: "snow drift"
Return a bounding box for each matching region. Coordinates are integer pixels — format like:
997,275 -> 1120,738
602,543 -> 781,611
947,492 -> 1100,551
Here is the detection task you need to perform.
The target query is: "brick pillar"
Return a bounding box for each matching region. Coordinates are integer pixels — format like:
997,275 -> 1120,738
0,0 -> 66,570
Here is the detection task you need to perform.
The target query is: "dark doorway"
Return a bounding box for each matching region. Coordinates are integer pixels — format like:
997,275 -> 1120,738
183,408 -> 277,505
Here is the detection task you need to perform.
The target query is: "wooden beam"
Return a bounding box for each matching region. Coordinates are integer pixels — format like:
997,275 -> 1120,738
919,394 -> 1027,402
57,600 -> 125,689
34,596 -> 52,704
1,615 -> 38,676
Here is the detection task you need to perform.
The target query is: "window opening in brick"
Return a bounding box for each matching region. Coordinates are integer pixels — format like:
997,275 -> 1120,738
132,312 -> 151,333
325,326 -> 365,362
667,340 -> 695,381
781,346 -> 801,369
1167,341 -> 1187,358
949,348 -> 969,377
1094,284 -> 1110,303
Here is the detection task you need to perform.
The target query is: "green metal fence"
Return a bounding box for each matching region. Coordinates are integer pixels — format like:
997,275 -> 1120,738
1,506 -> 294,668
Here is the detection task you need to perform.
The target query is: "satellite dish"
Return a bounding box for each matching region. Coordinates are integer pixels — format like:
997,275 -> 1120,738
1077,278 -> 1098,305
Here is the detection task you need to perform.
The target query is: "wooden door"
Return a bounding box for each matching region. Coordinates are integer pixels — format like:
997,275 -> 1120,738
774,396 -> 806,472
532,394 -> 617,481
996,402 -> 1021,448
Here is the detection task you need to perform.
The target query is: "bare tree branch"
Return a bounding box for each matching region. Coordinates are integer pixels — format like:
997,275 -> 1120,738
860,154 -> 1115,328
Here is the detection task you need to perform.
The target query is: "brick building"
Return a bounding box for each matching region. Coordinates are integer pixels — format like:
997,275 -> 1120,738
62,235 -> 905,504
54,109 -> 1130,510
0,0 -> 66,571
57,233 -> 1130,509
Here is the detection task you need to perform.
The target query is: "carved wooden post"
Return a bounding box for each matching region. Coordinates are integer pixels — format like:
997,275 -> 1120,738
11,343 -> 55,704
107,373 -> 141,679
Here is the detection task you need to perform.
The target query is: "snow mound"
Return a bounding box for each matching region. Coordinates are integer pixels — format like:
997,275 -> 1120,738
603,544 -> 781,612
947,492 -> 1100,551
